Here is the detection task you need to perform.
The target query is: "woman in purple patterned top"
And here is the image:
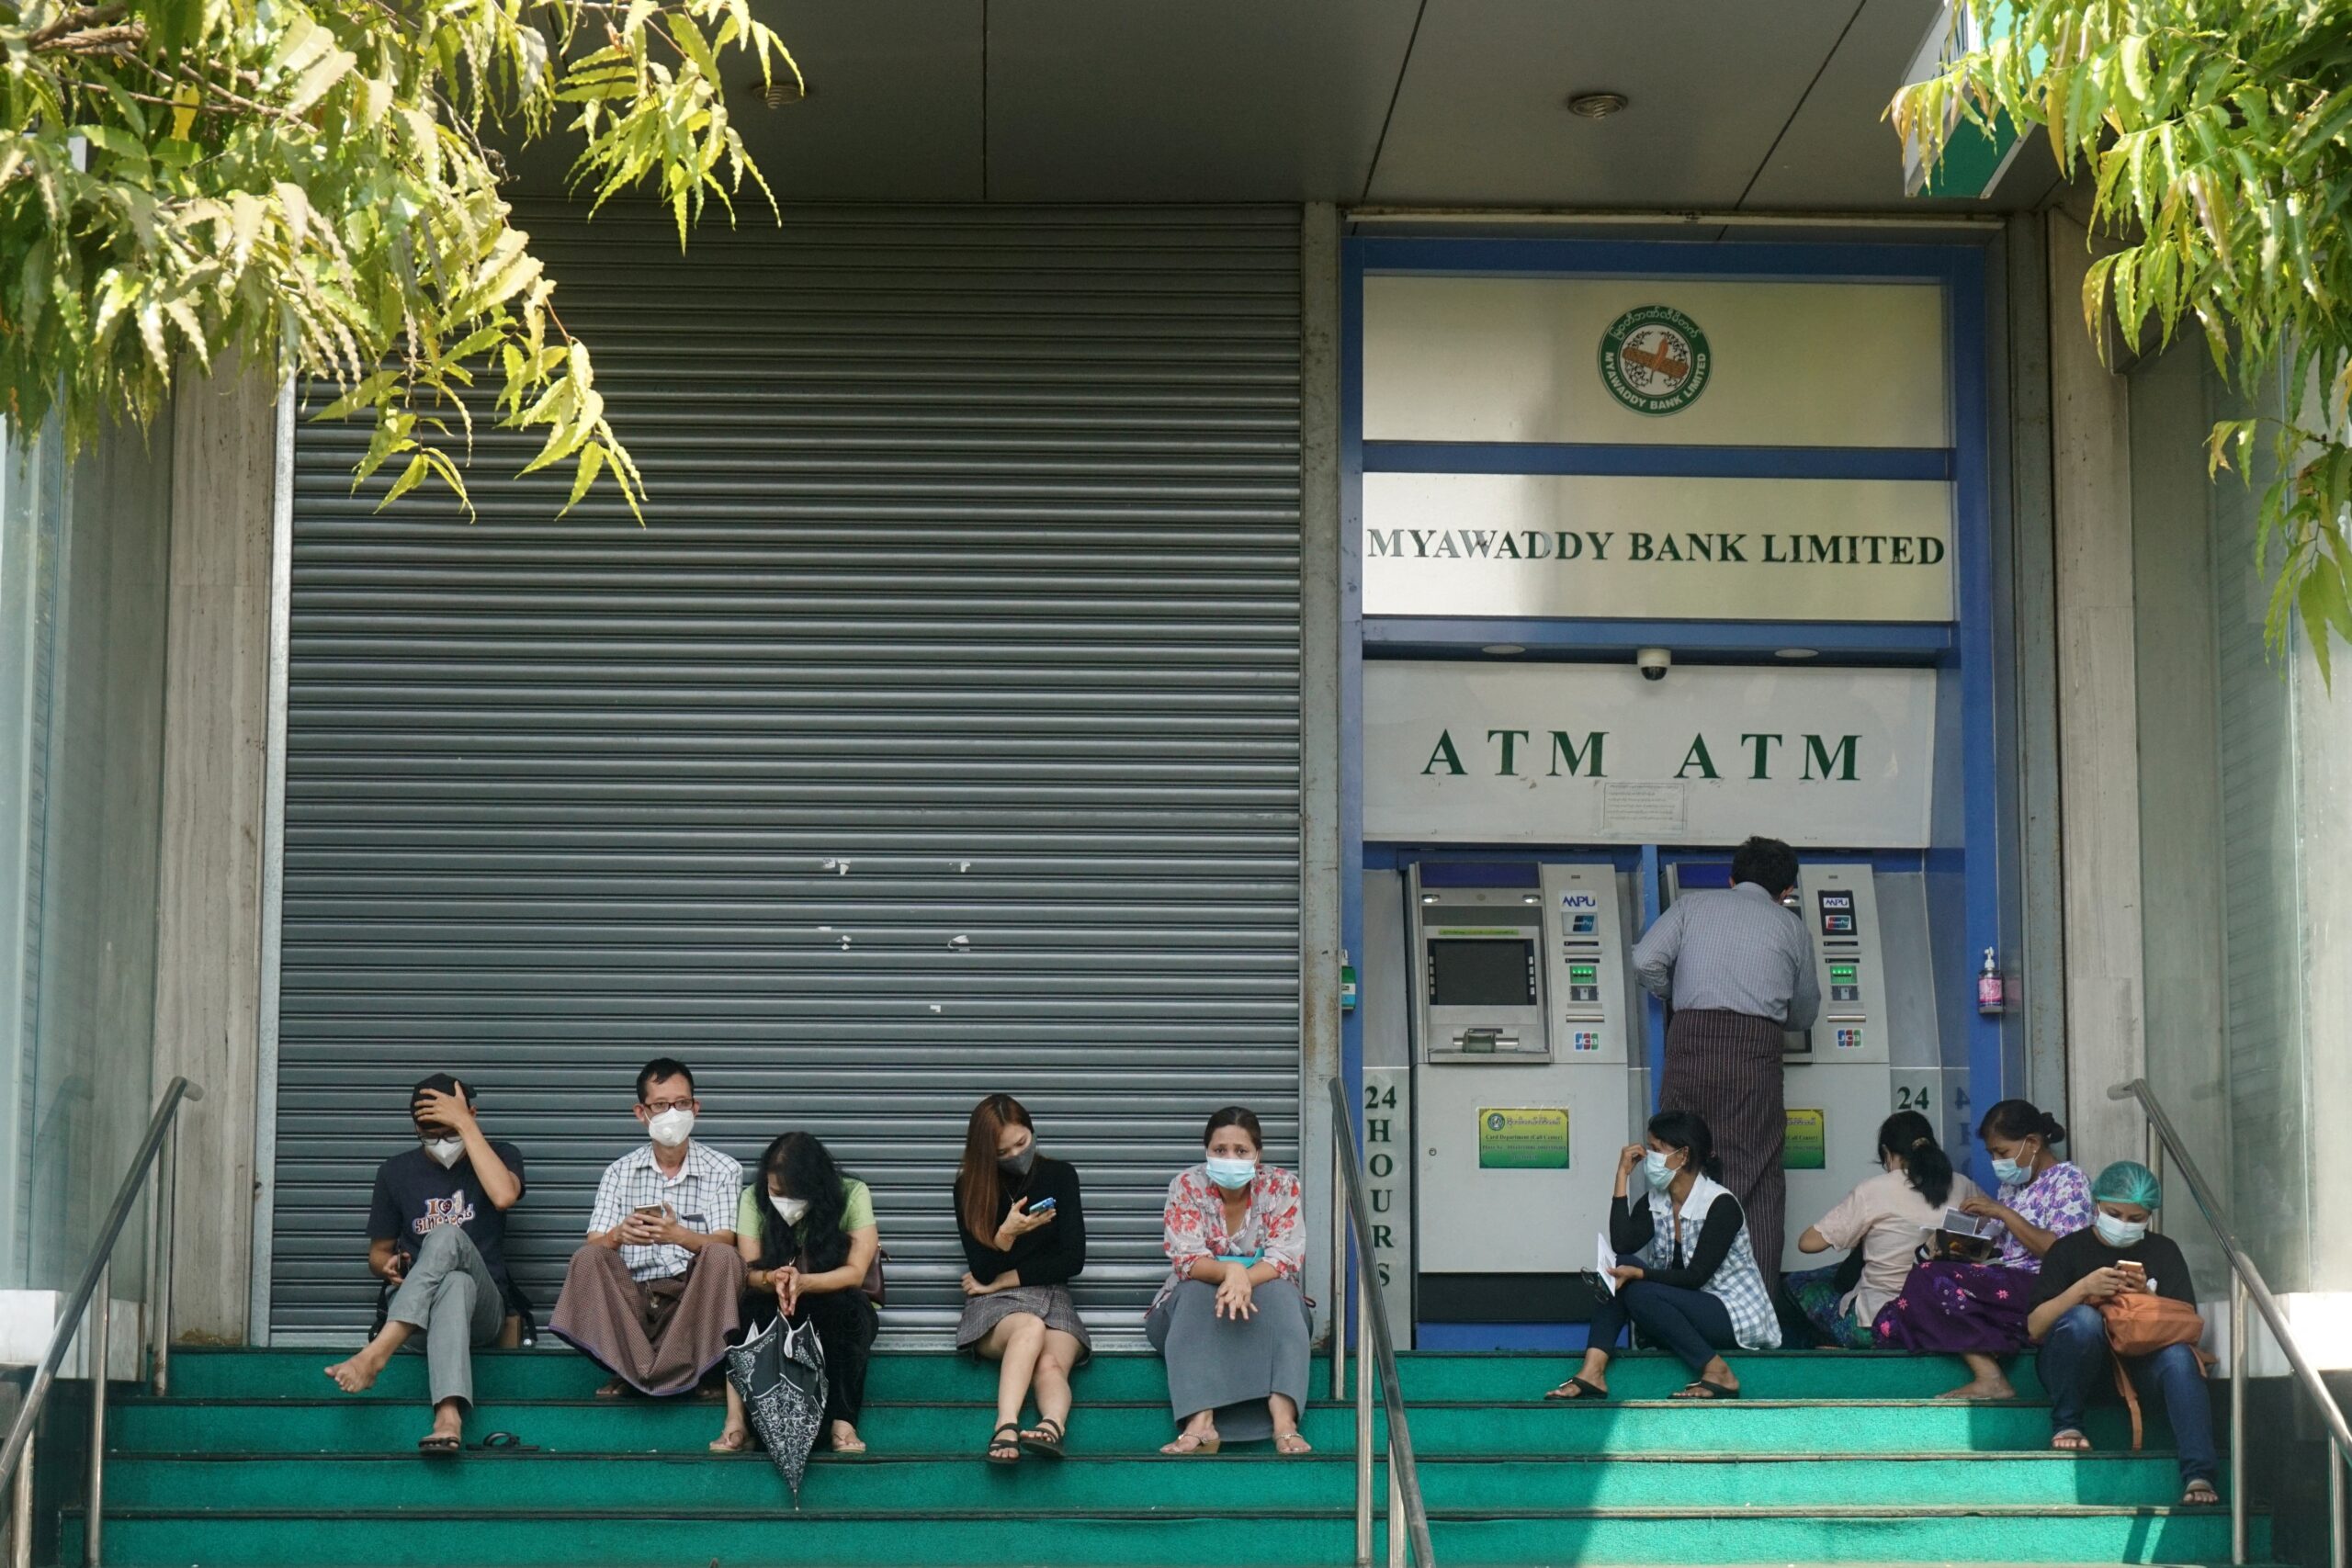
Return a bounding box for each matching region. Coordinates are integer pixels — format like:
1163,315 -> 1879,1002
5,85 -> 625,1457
1872,1100 -> 2090,1399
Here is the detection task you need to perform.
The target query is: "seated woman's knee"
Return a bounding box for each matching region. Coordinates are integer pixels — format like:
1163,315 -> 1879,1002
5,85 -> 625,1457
416,1225 -> 468,1263
2052,1303 -> 2106,1338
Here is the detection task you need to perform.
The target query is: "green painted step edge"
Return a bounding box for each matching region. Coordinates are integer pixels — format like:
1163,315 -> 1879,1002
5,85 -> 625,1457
95,1450 -> 2205,1513
57,1506 -> 2267,1568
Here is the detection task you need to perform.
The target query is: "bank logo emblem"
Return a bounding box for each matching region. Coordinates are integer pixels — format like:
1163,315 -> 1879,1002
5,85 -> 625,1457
1487,1112 -> 1507,1133
1600,305 -> 1711,415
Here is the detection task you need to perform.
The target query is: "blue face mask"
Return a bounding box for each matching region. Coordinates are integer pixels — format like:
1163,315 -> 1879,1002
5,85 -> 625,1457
1643,1150 -> 1678,1192
1990,1156 -> 2028,1187
1204,1156 -> 1257,1191
2094,1211 -> 2148,1247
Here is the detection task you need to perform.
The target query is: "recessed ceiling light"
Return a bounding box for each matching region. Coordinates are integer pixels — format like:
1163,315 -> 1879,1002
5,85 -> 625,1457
1482,643 -> 1526,656
1566,91 -> 1629,119
1776,647 -> 1820,660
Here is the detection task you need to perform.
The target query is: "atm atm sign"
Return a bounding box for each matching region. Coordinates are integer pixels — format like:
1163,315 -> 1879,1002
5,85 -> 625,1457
1477,1108 -> 1570,1169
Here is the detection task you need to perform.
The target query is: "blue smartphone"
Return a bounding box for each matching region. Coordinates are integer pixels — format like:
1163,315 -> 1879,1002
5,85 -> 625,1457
1028,1197 -> 1058,1214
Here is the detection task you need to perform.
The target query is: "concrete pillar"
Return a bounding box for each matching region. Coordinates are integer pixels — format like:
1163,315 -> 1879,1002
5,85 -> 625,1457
2045,206 -> 2148,1168
151,357 -> 277,1342
1297,201 -> 1342,1338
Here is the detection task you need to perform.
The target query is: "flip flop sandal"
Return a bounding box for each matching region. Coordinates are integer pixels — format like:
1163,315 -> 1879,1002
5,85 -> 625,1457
472,1432 -> 539,1452
986,1423 -> 1023,1465
1275,1431 -> 1314,1454
1676,1380 -> 1740,1400
417,1434 -> 462,1454
1544,1377 -> 1610,1402
1019,1418 -> 1067,1460
1160,1430 -> 1221,1455
2052,1429 -> 2092,1452
2183,1482 -> 2220,1506
708,1430 -> 754,1454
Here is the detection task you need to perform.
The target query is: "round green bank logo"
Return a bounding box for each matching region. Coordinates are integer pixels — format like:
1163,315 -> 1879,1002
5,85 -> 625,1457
1600,305 -> 1711,415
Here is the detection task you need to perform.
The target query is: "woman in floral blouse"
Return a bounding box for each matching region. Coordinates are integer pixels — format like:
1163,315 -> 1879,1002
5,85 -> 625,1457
1874,1099 -> 2093,1398
1145,1106 -> 1312,1454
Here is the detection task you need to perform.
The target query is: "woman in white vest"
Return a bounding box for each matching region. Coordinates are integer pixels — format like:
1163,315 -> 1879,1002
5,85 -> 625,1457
1544,1109 -> 1780,1402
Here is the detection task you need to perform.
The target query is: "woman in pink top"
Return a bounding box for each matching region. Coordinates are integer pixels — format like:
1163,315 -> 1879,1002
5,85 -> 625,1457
1145,1106 -> 1311,1455
1790,1111 -> 1982,1348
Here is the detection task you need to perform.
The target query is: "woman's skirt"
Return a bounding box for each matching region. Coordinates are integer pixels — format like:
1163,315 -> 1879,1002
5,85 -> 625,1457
1786,1264 -> 1875,1349
1871,1260 -> 2035,1354
1144,1277 -> 1310,1443
955,1283 -> 1093,1364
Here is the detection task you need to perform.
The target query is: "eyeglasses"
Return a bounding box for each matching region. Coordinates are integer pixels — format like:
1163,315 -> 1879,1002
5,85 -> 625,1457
641,1098 -> 694,1115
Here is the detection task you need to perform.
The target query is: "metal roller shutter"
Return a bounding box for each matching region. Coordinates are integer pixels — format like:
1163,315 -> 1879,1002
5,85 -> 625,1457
271,204 -> 1303,1341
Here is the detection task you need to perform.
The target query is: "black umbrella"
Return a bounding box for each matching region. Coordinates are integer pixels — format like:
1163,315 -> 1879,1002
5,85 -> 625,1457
723,1312 -> 830,1503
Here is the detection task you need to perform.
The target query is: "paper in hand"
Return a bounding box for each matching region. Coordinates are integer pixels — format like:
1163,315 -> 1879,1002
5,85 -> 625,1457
1597,1233 -> 1619,1296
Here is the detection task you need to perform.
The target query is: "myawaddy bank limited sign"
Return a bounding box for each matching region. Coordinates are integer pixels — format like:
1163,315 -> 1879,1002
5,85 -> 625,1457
1361,473 -> 1956,622
1365,662 -> 1935,848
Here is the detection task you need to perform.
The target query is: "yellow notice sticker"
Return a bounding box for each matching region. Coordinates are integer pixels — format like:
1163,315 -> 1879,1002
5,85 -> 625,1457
1477,1107 -> 1569,1170
1784,1108 -> 1826,1170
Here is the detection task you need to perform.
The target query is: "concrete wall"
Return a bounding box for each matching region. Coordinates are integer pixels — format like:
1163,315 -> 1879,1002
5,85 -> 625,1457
152,358 -> 277,1342
2046,206 -> 2149,1170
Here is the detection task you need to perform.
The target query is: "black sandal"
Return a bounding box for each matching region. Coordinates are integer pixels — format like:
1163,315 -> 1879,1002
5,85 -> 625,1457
473,1431 -> 539,1451
986,1422 -> 1022,1465
1019,1417 -> 1067,1460
417,1433 -> 462,1454
1544,1376 -> 1610,1402
1675,1379 -> 1741,1400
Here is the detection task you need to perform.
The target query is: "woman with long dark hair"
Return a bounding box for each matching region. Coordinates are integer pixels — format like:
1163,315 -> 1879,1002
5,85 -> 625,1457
709,1133 -> 881,1456
1788,1111 -> 1983,1347
1874,1098 -> 2092,1398
953,1094 -> 1090,1465
1544,1109 -> 1781,1403
1147,1106 -> 1312,1454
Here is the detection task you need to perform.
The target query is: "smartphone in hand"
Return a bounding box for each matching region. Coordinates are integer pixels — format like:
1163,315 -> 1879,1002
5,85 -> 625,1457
1028,1197 -> 1059,1214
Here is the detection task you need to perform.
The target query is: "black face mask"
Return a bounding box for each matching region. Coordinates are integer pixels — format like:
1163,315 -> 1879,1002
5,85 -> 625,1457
996,1146 -> 1036,1177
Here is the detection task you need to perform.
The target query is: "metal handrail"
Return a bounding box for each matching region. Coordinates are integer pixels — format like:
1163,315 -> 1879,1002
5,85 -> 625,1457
1326,1077 -> 1436,1568
2109,1077 -> 2352,1568
1,1076 -> 202,1568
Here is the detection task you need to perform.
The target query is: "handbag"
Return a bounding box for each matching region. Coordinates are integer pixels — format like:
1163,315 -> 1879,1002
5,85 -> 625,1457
2098,1291 -> 2208,1450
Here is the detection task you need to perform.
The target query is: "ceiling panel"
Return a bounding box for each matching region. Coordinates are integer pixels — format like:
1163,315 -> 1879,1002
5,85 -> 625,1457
1741,0 -> 2052,211
731,0 -> 986,200
1365,0 -> 1872,209
983,0 -> 1422,201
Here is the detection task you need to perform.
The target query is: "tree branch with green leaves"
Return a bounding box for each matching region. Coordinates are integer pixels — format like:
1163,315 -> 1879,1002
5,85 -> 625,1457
1895,0 -> 2352,679
0,0 -> 795,517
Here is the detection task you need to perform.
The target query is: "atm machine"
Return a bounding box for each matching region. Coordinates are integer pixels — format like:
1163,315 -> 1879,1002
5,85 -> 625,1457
1660,862 -> 1896,1270
1407,863 -> 1639,1325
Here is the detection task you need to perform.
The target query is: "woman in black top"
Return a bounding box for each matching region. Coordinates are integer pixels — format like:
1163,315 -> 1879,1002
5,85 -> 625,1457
1544,1110 -> 1780,1403
2025,1160 -> 2217,1506
954,1094 -> 1090,1464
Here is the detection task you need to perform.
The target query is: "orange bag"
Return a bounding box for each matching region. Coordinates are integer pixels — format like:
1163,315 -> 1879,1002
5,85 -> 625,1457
2098,1292 -> 2207,1449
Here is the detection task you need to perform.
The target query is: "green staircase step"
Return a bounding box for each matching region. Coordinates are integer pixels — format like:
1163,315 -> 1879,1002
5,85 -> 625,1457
159,1346 -> 2043,1404
97,1449 -> 2193,1513
61,1504 -> 2264,1567
112,1395 -> 2164,1457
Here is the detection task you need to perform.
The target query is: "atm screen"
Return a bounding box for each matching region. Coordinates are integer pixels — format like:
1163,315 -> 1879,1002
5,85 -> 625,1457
1428,940 -> 1536,1006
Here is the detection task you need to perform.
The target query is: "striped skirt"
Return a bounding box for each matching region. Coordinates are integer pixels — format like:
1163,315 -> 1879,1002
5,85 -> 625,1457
1659,1008 -> 1789,1273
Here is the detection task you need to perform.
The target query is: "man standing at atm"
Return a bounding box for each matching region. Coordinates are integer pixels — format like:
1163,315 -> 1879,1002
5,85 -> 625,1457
1632,835 -> 1820,1276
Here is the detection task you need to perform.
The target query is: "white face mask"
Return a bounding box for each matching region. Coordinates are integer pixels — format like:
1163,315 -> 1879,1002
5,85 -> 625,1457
770,1193 -> 809,1225
2094,1211 -> 2149,1247
646,1107 -> 695,1147
422,1137 -> 465,1169
1643,1150 -> 1679,1192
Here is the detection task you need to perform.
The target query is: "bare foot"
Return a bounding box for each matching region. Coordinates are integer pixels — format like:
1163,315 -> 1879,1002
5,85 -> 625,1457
1159,1426 -> 1221,1455
1938,1377 -> 2017,1401
2052,1428 -> 2092,1452
1275,1430 -> 1314,1454
708,1427 -> 753,1453
831,1421 -> 867,1455
322,1350 -> 387,1394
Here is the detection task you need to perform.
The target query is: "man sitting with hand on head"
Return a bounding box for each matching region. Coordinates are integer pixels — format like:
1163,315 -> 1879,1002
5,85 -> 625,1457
325,1073 -> 526,1453
549,1057 -> 746,1397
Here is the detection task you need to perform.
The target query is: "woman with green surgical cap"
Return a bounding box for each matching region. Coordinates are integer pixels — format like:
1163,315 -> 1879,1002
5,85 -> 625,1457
2023,1160 -> 2219,1506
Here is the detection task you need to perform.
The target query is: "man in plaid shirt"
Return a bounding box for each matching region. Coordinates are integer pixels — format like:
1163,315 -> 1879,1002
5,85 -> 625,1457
548,1057 -> 747,1396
